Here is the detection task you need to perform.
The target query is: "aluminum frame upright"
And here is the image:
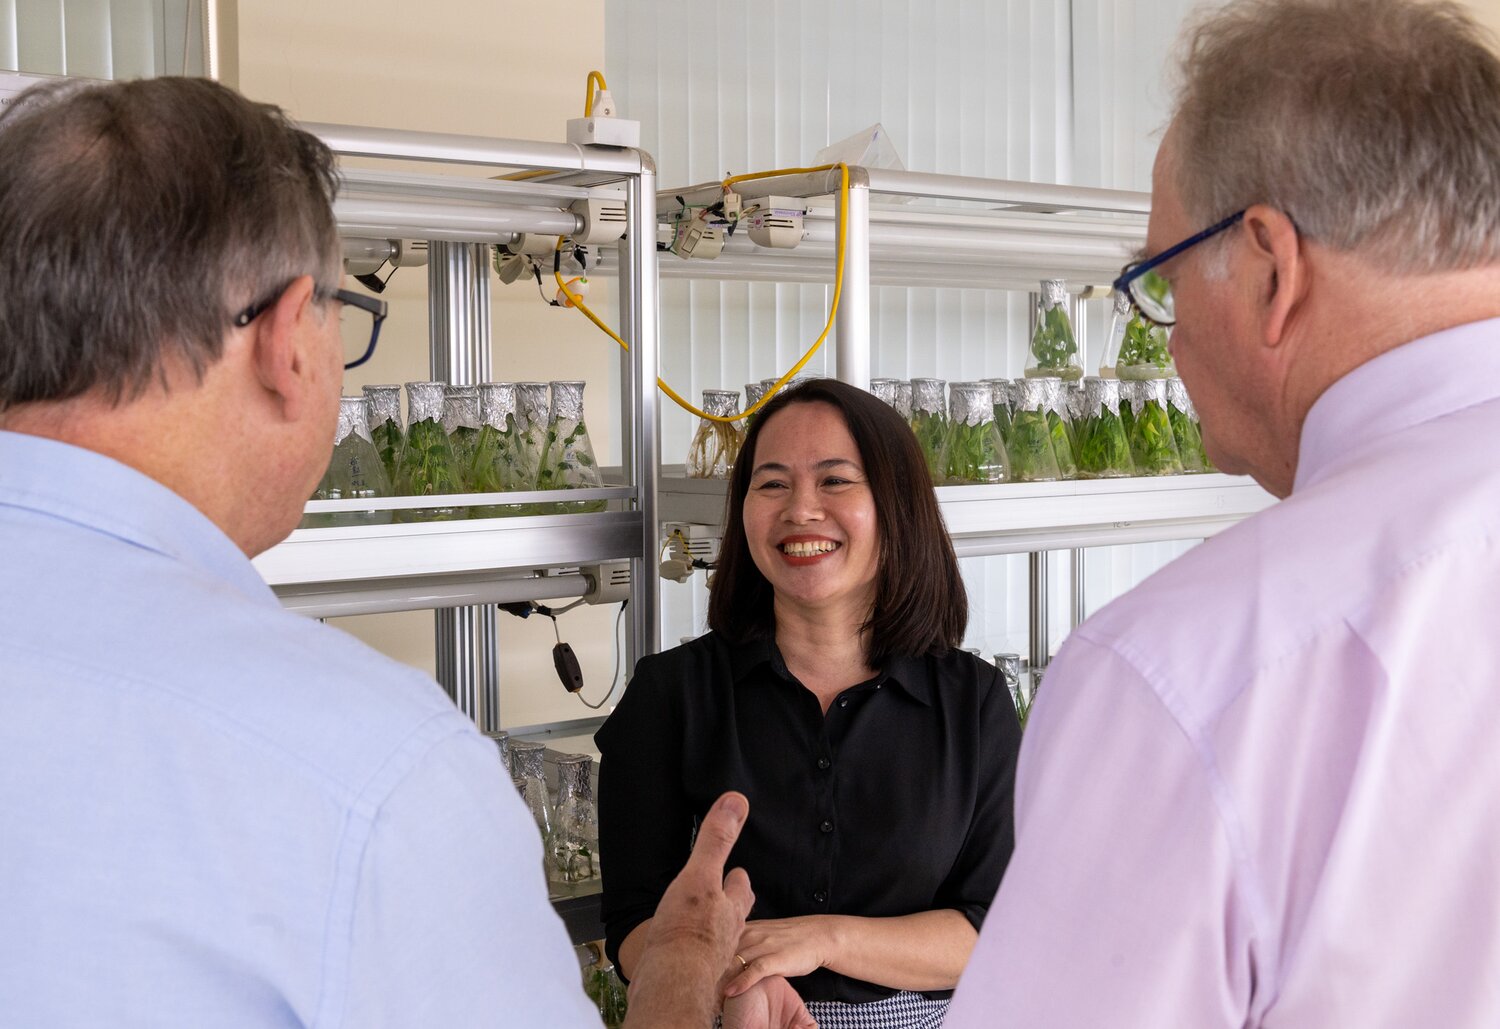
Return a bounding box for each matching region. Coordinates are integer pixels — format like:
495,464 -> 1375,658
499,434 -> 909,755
429,241 -> 500,730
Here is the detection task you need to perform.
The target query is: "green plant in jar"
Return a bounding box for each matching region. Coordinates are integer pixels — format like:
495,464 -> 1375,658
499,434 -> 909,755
943,382 -> 1009,484
1073,378 -> 1134,479
1006,379 -> 1065,482
441,385 -> 482,497
1117,311 -> 1176,379
469,383 -> 529,517
909,378 -> 949,484
535,380 -> 605,513
393,381 -> 464,522
362,384 -> 404,486
1032,378 -> 1078,479
983,379 -> 1012,444
1122,380 -> 1184,475
1024,279 -> 1083,381
686,389 -> 744,479
1166,378 -> 1211,473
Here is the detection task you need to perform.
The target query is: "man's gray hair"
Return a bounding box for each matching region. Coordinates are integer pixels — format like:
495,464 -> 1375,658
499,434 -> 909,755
0,77 -> 339,410
1171,0 -> 1500,274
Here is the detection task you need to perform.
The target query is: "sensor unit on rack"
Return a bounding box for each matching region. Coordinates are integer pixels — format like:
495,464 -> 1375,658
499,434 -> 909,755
746,197 -> 805,249
668,209 -> 728,260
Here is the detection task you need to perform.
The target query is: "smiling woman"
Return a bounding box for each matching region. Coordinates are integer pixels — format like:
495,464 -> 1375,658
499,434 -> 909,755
596,381 -> 1023,1028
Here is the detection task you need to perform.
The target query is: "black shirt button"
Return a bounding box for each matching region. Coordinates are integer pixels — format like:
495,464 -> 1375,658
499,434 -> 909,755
813,890 -> 828,904
817,757 -> 831,770
820,819 -> 834,833
839,697 -> 849,708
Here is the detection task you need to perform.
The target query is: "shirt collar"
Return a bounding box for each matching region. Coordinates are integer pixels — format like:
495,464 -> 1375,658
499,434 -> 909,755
0,430 -> 276,606
1295,317 -> 1500,492
726,635 -> 935,706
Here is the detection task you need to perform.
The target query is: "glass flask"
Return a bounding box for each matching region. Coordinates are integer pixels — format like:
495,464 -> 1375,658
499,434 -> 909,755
441,384 -> 483,491
943,382 -> 1009,484
1120,379 -> 1185,476
536,380 -> 606,513
1114,307 -> 1176,381
362,384 -> 404,485
581,948 -> 629,1028
513,381 -> 551,493
509,740 -> 554,840
759,375 -> 809,404
909,378 -> 949,485
686,389 -> 744,479
1024,278 -> 1084,382
983,378 -> 1013,443
469,383 -> 529,517
302,396 -> 395,528
484,730 -> 510,773
393,381 -> 464,522
548,753 -> 601,885
1072,377 -> 1135,479
743,381 -> 769,430
1042,378 -> 1080,479
1166,378 -> 1213,473
893,380 -> 913,421
1006,379 -> 1065,483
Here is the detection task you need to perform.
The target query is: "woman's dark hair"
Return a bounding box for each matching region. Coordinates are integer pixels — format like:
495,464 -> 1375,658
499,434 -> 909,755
707,379 -> 966,664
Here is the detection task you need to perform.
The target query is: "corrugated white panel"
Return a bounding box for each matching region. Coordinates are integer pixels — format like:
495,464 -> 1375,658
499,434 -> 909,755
609,0 -> 1213,651
0,0 -> 197,77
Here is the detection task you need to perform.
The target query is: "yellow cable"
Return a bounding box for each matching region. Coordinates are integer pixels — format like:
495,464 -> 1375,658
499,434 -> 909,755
584,70 -> 608,117
554,162 -> 849,423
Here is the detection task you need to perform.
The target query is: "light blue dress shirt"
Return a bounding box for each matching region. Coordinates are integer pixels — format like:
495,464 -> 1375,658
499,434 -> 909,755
0,431 -> 602,1027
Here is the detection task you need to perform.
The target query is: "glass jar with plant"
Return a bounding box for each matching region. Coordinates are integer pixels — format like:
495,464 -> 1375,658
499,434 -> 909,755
1006,379 -> 1065,482
1121,379 -> 1185,475
535,380 -> 605,513
686,389 -> 744,479
909,377 -> 950,485
1166,378 -> 1213,473
943,382 -> 1010,484
1072,378 -> 1135,479
361,384 -> 404,485
393,381 -> 465,522
1024,278 -> 1083,381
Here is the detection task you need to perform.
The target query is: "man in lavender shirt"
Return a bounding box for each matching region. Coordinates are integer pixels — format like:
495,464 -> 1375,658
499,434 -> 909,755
947,0 -> 1500,1025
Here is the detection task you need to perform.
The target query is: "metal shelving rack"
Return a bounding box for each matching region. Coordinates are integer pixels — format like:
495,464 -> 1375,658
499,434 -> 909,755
650,167 -> 1275,661
251,123 -> 660,738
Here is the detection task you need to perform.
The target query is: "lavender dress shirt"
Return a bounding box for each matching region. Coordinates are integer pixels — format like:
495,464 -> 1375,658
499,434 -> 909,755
947,319 -> 1500,1027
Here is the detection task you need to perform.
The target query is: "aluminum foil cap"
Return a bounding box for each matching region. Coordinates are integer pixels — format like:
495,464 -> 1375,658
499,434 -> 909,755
362,384 -> 402,428
479,382 -> 518,429
441,385 -> 481,433
1013,377 -> 1053,413
1040,278 -> 1069,310
509,739 -> 547,779
1112,290 -> 1132,317
744,381 -> 769,408
911,377 -> 946,415
548,380 -> 586,423
869,378 -> 901,407
1166,377 -> 1197,417
894,381 -> 913,420
335,395 -> 372,445
405,381 -> 445,423
1025,376 -> 1070,418
1081,376 -> 1123,417
701,388 -> 740,417
948,382 -> 992,427
517,382 -> 550,428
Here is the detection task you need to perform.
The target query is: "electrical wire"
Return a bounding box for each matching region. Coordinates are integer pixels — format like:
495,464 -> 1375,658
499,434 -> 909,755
553,162 -> 851,423
584,70 -> 608,116
575,601 -> 628,710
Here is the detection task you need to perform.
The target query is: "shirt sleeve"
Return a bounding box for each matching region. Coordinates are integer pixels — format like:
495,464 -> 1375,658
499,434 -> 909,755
594,656 -> 693,977
332,725 -> 603,1029
932,661 -> 1021,932
944,636 -> 1255,1028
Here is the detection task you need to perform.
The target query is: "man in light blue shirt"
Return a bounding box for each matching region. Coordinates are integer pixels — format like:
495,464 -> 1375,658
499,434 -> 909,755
0,76 -> 794,1028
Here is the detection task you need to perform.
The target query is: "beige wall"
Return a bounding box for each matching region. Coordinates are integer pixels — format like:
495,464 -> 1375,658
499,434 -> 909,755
237,0 -> 627,730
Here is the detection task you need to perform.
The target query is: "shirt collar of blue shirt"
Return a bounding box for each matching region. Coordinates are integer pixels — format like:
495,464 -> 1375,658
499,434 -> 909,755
727,635 -> 935,706
0,429 -> 276,607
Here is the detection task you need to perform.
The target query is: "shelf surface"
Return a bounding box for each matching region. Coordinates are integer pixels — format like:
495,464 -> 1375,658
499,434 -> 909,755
660,472 -> 1276,557
255,510 -> 644,588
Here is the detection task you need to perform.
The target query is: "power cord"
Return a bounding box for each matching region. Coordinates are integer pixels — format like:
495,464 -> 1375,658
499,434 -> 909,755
497,598 -> 625,709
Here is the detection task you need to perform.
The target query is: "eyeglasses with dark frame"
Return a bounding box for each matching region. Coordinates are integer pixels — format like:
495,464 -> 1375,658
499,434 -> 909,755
230,282 -> 389,371
1111,209 -> 1246,328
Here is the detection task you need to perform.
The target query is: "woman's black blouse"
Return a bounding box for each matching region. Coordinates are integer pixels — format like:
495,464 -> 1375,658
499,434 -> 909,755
595,631 -> 1021,1004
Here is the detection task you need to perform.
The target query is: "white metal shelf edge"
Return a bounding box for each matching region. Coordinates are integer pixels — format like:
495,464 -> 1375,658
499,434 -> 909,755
658,473 -> 1276,550
254,511 -> 644,587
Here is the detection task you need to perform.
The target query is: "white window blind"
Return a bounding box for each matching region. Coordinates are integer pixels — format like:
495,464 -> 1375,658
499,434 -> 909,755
0,0 -> 207,80
610,0 -> 1214,654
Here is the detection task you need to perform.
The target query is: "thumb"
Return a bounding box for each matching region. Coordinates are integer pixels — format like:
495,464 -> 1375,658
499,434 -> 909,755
686,791 -> 748,874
